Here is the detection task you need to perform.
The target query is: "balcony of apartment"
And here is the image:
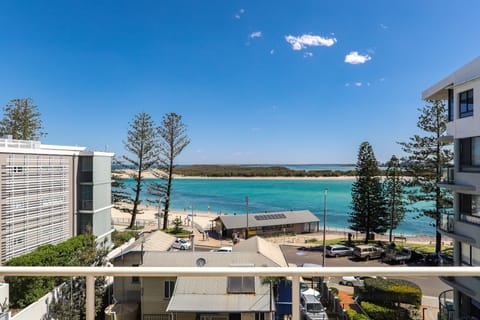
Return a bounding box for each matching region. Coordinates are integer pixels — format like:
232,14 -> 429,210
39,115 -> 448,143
1,266 -> 480,320
438,290 -> 454,320
438,165 -> 476,192
438,208 -> 479,245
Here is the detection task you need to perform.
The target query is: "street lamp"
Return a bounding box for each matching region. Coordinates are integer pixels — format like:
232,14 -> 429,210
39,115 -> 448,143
322,188 -> 328,267
190,205 -> 195,252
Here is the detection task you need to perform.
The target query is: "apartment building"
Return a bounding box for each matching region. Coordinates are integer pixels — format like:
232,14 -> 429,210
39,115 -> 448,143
0,136 -> 114,264
423,56 -> 480,319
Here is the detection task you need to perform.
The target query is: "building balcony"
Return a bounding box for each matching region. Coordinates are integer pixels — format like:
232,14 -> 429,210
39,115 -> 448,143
1,266 -> 480,320
439,208 -> 455,233
438,166 -> 476,192
438,289 -> 454,320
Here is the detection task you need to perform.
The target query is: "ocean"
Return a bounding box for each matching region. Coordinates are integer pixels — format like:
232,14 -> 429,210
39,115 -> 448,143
122,177 -> 435,236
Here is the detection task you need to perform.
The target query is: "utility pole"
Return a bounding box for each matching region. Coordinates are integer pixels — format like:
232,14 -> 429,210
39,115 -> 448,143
322,188 -> 328,267
246,195 -> 249,239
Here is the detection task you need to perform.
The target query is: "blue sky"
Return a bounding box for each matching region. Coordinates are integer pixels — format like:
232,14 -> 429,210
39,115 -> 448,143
1,1 -> 479,164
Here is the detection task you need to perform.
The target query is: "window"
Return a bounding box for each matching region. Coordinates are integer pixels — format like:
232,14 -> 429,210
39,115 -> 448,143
131,264 -> 140,284
448,89 -> 454,121
164,280 -> 175,299
459,137 -> 480,171
227,276 -> 255,293
459,89 -> 474,118
459,193 -> 480,225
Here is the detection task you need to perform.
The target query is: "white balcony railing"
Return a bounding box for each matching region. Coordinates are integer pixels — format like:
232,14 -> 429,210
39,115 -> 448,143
1,266 -> 480,320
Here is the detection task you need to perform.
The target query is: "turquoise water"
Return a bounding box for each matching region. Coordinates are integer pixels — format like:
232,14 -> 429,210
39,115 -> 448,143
124,178 -> 435,236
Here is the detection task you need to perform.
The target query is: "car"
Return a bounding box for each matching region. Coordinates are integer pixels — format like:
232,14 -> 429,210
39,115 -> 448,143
425,252 -> 453,266
209,246 -> 232,252
300,293 -> 328,320
339,276 -> 385,286
171,238 -> 192,250
352,245 -> 384,260
325,245 -> 354,257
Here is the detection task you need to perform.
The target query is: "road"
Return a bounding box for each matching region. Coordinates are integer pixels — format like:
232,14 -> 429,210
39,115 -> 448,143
280,245 -> 450,297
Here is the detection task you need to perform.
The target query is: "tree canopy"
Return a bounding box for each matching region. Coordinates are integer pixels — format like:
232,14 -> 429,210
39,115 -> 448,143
383,155 -> 406,242
0,98 -> 46,140
349,141 -> 388,243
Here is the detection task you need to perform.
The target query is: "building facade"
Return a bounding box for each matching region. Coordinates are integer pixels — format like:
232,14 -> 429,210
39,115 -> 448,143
423,56 -> 480,319
0,137 -> 114,264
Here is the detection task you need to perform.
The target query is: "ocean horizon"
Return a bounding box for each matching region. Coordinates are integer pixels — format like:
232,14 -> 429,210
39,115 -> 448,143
121,177 -> 435,237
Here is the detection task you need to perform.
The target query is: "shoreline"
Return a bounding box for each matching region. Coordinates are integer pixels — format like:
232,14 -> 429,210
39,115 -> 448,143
111,204 -> 438,242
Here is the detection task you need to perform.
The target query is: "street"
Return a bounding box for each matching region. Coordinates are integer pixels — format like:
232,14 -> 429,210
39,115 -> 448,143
280,245 -> 450,297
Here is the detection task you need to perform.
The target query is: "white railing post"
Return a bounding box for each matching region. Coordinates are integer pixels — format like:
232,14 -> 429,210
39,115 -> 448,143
292,275 -> 300,320
86,275 -> 95,320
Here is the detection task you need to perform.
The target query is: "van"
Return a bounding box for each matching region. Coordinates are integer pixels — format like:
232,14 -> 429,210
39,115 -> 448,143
300,294 -> 328,320
325,245 -> 353,257
353,245 -> 384,260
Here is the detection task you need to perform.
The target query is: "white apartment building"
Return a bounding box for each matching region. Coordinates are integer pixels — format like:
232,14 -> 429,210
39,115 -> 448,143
423,56 -> 480,319
0,136 -> 114,264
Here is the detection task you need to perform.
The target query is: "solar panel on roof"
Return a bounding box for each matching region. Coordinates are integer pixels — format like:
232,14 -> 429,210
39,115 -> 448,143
254,213 -> 287,220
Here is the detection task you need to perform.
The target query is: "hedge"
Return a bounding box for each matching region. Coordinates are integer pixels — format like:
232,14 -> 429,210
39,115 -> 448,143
346,309 -> 369,320
361,301 -> 408,320
359,278 -> 422,308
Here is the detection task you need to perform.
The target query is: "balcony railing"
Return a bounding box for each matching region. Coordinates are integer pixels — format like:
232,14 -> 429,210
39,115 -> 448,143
441,165 -> 455,184
439,208 -> 455,232
438,289 -> 454,320
460,213 -> 480,226
1,266 -> 480,320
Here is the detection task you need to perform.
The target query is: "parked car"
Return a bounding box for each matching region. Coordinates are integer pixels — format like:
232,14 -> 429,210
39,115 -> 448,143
300,293 -> 328,320
425,252 -> 453,266
353,245 -> 384,260
382,247 -> 413,264
172,238 -> 192,250
325,245 -> 354,257
339,276 -> 385,286
209,246 -> 232,252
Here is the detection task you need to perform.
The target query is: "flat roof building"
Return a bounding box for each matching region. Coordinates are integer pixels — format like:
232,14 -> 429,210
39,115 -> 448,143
0,136 -> 114,263
423,56 -> 480,319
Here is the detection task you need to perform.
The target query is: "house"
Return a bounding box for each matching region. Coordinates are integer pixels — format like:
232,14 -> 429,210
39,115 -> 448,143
0,136 -> 114,264
213,210 -> 319,239
423,56 -> 480,319
110,236 -> 289,320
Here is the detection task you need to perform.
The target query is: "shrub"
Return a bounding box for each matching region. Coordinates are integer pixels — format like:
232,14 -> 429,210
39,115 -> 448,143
360,278 -> 422,308
346,309 -> 369,320
112,230 -> 139,248
361,301 -> 408,320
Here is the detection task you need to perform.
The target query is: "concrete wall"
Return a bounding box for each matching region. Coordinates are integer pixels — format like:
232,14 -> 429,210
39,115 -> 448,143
141,277 -> 175,316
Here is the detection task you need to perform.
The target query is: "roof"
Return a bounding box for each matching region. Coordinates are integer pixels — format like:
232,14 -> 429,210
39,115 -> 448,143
217,210 -> 319,230
112,231 -> 176,260
166,276 -> 273,312
422,56 -> 480,100
233,236 -> 288,267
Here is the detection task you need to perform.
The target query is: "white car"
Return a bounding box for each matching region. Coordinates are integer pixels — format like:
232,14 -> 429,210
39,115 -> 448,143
339,275 -> 385,286
172,238 -> 192,250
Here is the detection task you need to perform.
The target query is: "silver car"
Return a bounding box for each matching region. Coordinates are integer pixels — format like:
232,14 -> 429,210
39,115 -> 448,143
325,245 -> 353,257
300,294 -> 328,320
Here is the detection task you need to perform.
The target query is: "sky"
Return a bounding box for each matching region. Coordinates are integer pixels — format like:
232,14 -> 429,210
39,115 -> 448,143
1,1 -> 480,165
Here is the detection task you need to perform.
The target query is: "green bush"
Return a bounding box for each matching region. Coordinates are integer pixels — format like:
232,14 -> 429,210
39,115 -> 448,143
360,278 -> 422,308
112,230 -> 139,248
361,301 -> 408,320
346,309 -> 369,320
5,234 -> 99,308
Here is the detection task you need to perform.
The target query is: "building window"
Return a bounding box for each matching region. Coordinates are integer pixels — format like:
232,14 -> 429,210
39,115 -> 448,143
164,280 -> 175,299
448,89 -> 454,121
459,89 -> 473,118
227,276 -> 255,293
458,193 -> 480,225
132,264 -> 140,284
459,137 -> 480,172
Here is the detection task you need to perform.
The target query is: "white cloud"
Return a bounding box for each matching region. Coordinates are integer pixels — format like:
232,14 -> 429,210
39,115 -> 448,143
303,52 -> 313,58
249,31 -> 262,38
380,23 -> 388,29
355,82 -> 362,87
285,34 -> 337,50
270,49 -> 275,55
344,51 -> 372,64
235,8 -> 245,19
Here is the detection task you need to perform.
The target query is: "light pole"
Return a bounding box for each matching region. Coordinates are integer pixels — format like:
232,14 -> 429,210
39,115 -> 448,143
245,195 -> 249,239
191,206 -> 195,252
322,188 -> 328,267
157,199 -> 162,230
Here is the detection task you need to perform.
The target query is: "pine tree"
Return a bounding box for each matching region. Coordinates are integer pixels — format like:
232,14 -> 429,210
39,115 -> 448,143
154,113 -> 190,230
0,98 -> 46,140
383,155 -> 406,242
111,157 -> 130,212
349,142 -> 387,243
398,100 -> 453,253
122,112 -> 158,229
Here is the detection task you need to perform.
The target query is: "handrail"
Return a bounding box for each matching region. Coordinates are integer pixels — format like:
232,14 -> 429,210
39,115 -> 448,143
2,266 -> 480,320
